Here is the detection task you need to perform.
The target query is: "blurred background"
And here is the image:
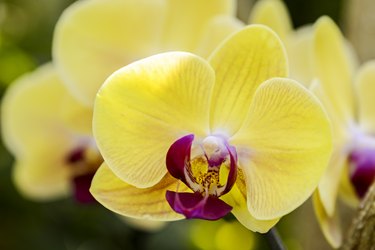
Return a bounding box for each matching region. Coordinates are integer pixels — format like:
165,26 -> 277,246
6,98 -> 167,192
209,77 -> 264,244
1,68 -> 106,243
0,0 -> 371,249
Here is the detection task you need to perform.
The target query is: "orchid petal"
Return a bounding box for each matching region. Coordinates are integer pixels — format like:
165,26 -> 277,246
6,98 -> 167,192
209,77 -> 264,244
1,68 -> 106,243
313,192 -> 342,248
285,25 -> 315,86
338,162 -> 359,207
356,60 -> 375,133
194,16 -> 244,58
313,16 -> 355,125
310,80 -> 349,144
166,134 -> 194,186
231,78 -> 332,220
13,150 -> 71,201
317,148 -> 348,217
249,0 -> 292,41
1,64 -> 92,156
161,0 -> 236,52
208,25 -> 288,136
93,52 -> 215,188
166,191 -> 232,220
222,179 -> 279,233
53,0 -> 167,106
90,163 -> 189,220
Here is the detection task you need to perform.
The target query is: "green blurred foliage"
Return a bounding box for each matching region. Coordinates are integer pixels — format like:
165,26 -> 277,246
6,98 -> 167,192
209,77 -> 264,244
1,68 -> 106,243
0,0 -> 345,249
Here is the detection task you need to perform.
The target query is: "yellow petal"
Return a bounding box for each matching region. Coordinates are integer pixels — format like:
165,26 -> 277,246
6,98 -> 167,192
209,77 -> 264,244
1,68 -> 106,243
13,149 -> 71,201
313,16 -> 355,125
194,16 -> 245,58
309,80 -> 350,144
209,25 -> 288,136
313,191 -> 342,248
338,161 -> 359,207
90,163 -> 188,220
93,52 -> 214,187
249,0 -> 293,41
231,78 -> 332,220
1,63 -> 92,156
161,0 -> 236,52
355,60 -> 375,133
317,147 -> 348,217
53,0 -> 167,106
285,25 -> 315,86
222,183 -> 279,233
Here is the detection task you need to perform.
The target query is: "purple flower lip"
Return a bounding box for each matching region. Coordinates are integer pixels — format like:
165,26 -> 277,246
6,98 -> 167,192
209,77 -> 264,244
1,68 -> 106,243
349,147 -> 375,199
66,146 -> 102,204
165,134 -> 238,220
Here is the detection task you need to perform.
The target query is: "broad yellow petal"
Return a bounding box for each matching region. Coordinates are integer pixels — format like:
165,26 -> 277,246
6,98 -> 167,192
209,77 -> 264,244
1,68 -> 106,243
231,78 -> 332,219
53,0 -> 167,106
161,0 -> 236,52
355,60 -> 375,133
313,191 -> 342,248
93,52 -> 214,188
1,64 -> 92,156
313,16 -> 355,125
286,25 -> 315,86
90,163 -> 189,221
209,25 -> 288,135
194,16 -> 244,58
13,148 -> 71,201
249,0 -> 292,41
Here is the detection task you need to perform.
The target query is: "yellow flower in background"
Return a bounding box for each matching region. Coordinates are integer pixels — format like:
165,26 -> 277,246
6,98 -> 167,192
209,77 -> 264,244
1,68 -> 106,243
1,64 -> 97,201
53,0 -> 242,107
190,219 -> 256,250
311,16 -> 375,248
90,25 -> 332,233
249,0 -> 358,87
249,0 -> 314,86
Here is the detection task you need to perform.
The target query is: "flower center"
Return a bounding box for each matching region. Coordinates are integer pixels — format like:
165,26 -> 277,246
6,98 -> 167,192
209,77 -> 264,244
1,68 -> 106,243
165,134 -> 237,220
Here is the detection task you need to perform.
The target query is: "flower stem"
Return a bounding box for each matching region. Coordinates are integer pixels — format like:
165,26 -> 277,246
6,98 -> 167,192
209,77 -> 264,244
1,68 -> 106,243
265,227 -> 286,250
342,181 -> 375,249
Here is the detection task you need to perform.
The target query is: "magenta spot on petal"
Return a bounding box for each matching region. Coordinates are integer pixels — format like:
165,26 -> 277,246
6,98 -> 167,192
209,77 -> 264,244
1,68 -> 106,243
72,173 -> 96,204
349,148 -> 375,198
66,147 -> 85,163
166,191 -> 232,220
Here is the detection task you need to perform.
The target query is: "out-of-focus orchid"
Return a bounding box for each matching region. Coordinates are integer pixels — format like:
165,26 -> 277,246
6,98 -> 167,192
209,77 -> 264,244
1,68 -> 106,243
53,0 -> 242,107
90,24 -> 332,233
1,64 -> 97,202
310,16 -> 375,248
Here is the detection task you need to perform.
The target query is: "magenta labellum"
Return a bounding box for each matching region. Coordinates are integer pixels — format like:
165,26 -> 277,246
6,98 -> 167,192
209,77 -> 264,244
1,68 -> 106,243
165,134 -> 238,220
349,147 -> 375,198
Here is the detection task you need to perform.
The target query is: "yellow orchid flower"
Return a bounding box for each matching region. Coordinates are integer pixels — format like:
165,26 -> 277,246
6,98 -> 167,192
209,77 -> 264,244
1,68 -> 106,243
249,0 -> 359,88
53,0 -> 242,107
310,16 -> 375,248
90,24 -> 332,233
1,64 -> 97,202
